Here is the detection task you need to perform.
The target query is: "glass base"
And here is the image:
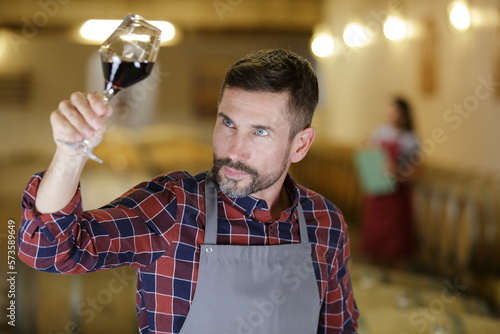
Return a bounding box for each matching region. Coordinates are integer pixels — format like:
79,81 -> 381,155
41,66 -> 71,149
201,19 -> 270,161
56,139 -> 103,164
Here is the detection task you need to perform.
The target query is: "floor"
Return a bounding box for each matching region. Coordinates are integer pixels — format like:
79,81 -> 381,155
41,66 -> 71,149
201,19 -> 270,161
1,147 -> 500,334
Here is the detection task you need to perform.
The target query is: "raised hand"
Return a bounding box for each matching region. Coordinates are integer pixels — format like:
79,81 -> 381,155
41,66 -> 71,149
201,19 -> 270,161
50,92 -> 112,161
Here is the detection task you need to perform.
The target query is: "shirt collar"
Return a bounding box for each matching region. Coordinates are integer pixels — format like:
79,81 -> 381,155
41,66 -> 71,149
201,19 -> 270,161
215,173 -> 300,221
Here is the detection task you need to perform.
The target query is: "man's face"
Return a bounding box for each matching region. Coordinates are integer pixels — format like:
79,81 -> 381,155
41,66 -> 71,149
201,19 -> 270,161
212,88 -> 293,199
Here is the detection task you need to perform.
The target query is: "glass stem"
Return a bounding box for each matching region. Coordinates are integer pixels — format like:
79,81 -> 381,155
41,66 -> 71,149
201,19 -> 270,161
102,87 -> 116,105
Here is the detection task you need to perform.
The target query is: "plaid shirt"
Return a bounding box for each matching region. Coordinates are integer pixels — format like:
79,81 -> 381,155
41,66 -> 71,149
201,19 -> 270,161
19,170 -> 359,333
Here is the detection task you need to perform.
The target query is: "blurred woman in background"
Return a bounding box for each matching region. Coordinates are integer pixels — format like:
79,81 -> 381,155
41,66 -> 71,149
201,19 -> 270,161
361,97 -> 420,265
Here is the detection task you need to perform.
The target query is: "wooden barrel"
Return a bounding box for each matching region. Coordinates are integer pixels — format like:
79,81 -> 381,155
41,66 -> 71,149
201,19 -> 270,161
486,182 -> 500,273
425,178 -> 449,267
454,191 -> 479,272
468,178 -> 498,273
412,181 -> 434,262
438,183 -> 462,271
346,161 -> 363,222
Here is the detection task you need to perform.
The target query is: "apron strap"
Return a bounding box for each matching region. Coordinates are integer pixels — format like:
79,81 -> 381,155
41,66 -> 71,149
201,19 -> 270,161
204,171 -> 309,245
296,204 -> 310,244
204,171 -> 218,245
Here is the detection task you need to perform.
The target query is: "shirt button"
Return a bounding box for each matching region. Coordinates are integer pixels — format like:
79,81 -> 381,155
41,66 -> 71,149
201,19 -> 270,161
270,227 -> 275,234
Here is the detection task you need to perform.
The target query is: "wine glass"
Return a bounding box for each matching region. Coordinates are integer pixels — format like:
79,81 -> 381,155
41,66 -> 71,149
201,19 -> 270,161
58,13 -> 162,163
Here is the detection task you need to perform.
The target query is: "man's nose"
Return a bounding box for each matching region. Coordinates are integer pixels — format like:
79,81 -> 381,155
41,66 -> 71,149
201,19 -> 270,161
227,134 -> 250,162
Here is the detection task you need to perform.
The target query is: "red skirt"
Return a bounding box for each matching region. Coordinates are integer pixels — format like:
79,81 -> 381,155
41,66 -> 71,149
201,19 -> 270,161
360,184 -> 415,260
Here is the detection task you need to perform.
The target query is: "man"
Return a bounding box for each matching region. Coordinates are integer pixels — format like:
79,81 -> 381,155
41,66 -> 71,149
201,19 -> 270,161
19,49 -> 359,333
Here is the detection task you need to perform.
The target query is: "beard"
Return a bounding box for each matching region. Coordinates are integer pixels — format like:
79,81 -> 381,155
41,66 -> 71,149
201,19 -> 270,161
213,152 -> 289,198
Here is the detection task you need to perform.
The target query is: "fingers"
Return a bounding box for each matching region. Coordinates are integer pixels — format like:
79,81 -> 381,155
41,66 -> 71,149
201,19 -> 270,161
51,91 -> 113,143
86,92 -> 113,135
50,108 -> 84,143
87,92 -> 109,117
69,92 -> 104,133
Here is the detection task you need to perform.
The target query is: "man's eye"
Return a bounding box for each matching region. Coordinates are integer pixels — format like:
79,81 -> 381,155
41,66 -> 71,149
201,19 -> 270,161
224,119 -> 233,127
255,129 -> 269,136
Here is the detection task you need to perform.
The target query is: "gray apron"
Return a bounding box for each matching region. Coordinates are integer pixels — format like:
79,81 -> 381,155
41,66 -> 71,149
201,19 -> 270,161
179,173 -> 321,334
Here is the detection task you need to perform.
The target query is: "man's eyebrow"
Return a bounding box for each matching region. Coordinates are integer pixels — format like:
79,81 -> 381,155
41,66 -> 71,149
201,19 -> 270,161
217,112 -> 230,120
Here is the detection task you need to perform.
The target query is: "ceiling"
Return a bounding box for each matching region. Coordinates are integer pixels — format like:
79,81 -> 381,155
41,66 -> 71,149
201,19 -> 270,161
0,0 -> 322,33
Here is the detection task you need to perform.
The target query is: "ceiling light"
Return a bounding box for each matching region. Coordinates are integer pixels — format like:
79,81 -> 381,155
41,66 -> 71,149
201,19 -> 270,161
449,2 -> 471,30
384,16 -> 407,41
311,33 -> 334,57
343,23 -> 369,48
80,19 -> 176,44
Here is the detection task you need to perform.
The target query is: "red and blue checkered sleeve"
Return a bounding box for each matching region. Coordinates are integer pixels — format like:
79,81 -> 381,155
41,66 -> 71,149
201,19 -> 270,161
318,212 -> 359,333
18,172 -> 177,274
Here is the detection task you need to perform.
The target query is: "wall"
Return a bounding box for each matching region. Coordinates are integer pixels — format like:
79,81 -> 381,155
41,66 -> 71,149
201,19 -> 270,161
315,0 -> 500,176
0,28 -> 313,160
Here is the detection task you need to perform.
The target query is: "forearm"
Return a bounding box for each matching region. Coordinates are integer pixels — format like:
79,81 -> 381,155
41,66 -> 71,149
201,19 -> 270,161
19,172 -> 177,274
35,147 -> 88,213
35,91 -> 111,213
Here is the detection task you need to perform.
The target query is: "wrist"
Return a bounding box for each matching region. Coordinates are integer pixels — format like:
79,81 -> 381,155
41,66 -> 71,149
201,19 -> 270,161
53,145 -> 89,170
35,147 -> 87,214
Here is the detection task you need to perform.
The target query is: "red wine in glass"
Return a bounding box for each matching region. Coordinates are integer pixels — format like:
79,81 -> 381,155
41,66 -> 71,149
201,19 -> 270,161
102,56 -> 155,97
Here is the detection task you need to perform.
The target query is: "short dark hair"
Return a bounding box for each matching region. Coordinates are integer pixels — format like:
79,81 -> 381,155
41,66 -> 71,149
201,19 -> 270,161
219,49 -> 319,139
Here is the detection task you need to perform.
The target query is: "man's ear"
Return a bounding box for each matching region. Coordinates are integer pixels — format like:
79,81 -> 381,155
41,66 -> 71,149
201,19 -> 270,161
290,127 -> 316,163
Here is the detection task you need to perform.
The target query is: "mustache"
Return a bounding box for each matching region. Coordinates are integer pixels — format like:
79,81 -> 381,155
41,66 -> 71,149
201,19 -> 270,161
213,157 -> 259,178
